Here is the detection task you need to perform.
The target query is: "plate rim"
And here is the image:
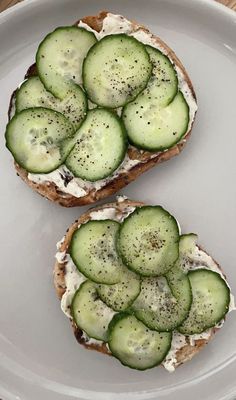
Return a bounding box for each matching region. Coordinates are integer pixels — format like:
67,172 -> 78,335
0,0 -> 236,23
0,0 -> 236,399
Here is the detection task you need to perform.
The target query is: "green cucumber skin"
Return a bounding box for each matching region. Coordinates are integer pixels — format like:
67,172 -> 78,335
180,233 -> 198,240
69,219 -> 124,285
65,108 -> 128,182
179,233 -> 198,255
122,91 -> 190,152
83,34 -> 152,108
70,283 -> 97,340
117,213 -> 194,332
36,26 -> 97,100
15,76 -> 88,130
5,106 -> 75,174
145,45 -> 178,107
165,268 -> 193,329
131,273 -> 192,332
71,281 -> 113,341
165,234 -> 197,323
117,205 -> 180,277
108,313 -> 172,371
100,287 -> 141,313
97,272 -> 141,312
178,269 -> 230,335
160,235 -> 195,329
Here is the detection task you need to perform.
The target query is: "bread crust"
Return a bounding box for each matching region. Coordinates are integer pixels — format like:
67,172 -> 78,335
11,11 -> 197,207
53,199 -> 219,369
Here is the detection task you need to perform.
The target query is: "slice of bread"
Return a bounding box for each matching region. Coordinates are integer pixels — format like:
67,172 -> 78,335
9,11 -> 197,207
53,198 -> 221,370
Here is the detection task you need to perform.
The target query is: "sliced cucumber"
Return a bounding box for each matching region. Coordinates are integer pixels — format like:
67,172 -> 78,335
166,264 -> 192,305
176,234 -> 198,272
16,77 -> 87,129
70,220 -> 125,285
37,27 -> 97,99
145,46 -> 178,106
122,91 -> 189,151
179,234 -> 198,258
117,206 -> 179,276
65,108 -> 127,181
71,280 -> 115,341
5,107 -> 74,173
108,314 -> 172,370
98,269 -> 141,312
83,34 -> 152,108
132,272 -> 192,331
130,233 -> 197,331
178,269 -> 230,335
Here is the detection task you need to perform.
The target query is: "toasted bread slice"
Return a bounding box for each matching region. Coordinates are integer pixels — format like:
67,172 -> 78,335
10,11 -> 197,207
53,199 -> 221,370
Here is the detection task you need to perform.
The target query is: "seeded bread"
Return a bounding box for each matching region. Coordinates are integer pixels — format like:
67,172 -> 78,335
10,11 -> 197,207
53,199 -> 219,369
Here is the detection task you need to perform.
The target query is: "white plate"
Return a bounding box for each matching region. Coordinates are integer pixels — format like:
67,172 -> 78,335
0,0 -> 236,399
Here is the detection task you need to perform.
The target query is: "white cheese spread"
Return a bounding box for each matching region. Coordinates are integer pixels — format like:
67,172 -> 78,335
60,255 -> 86,318
81,332 -> 105,348
28,156 -> 140,196
28,13 -> 197,198
162,332 -> 187,372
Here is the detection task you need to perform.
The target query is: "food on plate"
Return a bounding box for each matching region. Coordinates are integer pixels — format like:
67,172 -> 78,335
54,197 -> 234,371
6,12 -> 197,207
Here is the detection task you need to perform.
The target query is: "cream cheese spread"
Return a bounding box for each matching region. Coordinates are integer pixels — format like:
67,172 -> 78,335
28,13 -> 197,198
28,156 -> 140,196
81,332 -> 105,348
56,201 -> 235,372
60,255 -> 86,318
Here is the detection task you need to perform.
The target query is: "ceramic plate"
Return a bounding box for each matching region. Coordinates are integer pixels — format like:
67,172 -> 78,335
0,0 -> 236,399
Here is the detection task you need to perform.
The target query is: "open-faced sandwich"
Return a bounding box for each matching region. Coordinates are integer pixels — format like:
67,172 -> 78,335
54,197 -> 235,371
6,12 -> 197,207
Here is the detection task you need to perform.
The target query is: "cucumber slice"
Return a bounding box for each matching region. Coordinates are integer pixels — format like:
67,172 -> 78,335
65,108 -> 127,181
70,220 -> 125,284
132,272 -> 192,331
16,77 -> 87,129
117,206 -> 179,276
177,234 -> 198,272
71,280 -> 115,341
37,27 -> 97,99
131,234 -> 196,331
166,264 -> 192,306
83,34 -> 152,108
108,314 -> 172,370
98,269 -> 141,312
145,46 -> 178,106
179,234 -> 198,258
5,107 -> 74,173
122,91 -> 189,151
178,269 -> 230,335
